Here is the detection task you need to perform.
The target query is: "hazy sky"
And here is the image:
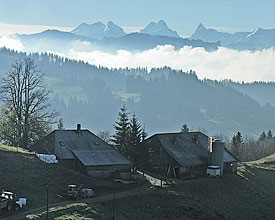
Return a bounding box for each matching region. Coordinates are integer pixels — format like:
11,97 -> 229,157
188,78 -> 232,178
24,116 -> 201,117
1,0 -> 275,82
0,0 -> 274,36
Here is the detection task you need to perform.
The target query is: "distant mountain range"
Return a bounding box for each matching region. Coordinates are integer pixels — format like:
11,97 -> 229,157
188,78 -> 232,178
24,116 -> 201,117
71,20 -> 180,39
12,20 -> 275,52
17,20 -> 219,53
191,23 -> 275,50
71,21 -> 126,40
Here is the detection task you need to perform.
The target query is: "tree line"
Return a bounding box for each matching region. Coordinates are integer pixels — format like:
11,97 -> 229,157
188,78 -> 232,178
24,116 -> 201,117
227,130 -> 275,161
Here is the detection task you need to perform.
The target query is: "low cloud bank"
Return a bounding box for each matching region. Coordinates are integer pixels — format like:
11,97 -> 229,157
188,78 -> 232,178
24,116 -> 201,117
1,36 -> 275,82
0,36 -> 24,51
67,43 -> 275,82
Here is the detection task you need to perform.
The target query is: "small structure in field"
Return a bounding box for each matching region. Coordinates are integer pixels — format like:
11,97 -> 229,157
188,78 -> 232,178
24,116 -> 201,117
206,166 -> 221,177
31,124 -> 131,177
143,131 -> 237,178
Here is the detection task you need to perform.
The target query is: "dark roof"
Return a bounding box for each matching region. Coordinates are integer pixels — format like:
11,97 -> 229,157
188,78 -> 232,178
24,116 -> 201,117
224,148 -> 237,162
71,149 -> 130,166
45,129 -> 131,166
152,132 -> 209,166
147,131 -> 237,166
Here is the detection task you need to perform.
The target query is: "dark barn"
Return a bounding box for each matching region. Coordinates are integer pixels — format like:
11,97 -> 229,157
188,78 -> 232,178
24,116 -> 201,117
143,131 -> 237,178
31,124 -> 132,177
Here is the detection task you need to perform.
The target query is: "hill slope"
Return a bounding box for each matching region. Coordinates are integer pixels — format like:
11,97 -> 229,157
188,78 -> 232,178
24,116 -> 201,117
24,163 -> 275,220
1,48 -> 275,137
0,144 -> 136,214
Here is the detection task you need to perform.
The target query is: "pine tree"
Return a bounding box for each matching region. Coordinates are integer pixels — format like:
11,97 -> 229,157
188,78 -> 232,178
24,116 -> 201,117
235,131 -> 243,144
127,113 -> 142,170
267,130 -> 273,139
57,119 -> 64,130
181,124 -> 189,133
139,124 -> 149,169
259,131 -> 267,142
141,124 -> 148,142
231,131 -> 243,158
112,105 -> 130,154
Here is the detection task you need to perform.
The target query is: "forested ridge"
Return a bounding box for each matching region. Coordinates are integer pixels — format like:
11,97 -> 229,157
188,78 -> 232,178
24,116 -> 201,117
1,47 -> 275,137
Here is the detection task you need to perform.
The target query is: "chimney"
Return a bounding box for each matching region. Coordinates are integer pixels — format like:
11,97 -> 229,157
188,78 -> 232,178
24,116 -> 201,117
77,124 -> 81,134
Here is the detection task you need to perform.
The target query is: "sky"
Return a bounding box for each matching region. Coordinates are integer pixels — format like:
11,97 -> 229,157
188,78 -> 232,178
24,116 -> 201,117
0,0 -> 275,36
0,0 -> 275,82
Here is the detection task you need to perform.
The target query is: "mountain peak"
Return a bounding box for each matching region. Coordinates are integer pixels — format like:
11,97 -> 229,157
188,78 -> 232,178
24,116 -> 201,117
104,21 -> 126,38
195,23 -> 207,33
107,21 -> 115,26
157,19 -> 167,26
140,20 -> 179,38
71,21 -> 125,39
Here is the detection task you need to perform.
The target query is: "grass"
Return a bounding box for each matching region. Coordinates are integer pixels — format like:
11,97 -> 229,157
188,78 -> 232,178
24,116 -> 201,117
0,144 -> 31,154
27,162 -> 275,220
111,90 -> 140,102
45,77 -> 88,105
3,145 -> 275,219
0,144 -> 139,216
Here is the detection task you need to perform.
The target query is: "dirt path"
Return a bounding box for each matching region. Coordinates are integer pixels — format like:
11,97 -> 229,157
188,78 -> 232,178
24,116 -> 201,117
1,182 -> 151,220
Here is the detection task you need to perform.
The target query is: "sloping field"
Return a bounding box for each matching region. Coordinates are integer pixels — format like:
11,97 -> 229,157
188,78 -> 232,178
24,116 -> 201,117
25,161 -> 275,219
0,145 -> 136,213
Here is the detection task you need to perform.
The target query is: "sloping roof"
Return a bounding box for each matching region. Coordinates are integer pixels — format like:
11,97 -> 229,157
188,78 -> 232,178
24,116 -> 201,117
71,149 -> 131,166
224,148 -> 238,162
50,129 -> 131,166
148,131 -> 237,166
154,132 -> 209,166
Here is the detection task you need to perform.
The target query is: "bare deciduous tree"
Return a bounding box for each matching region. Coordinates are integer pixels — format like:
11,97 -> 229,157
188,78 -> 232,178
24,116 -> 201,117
0,58 -> 58,148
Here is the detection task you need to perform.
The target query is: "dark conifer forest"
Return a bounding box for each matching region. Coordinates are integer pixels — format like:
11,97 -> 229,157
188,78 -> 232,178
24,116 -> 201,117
1,47 -> 275,137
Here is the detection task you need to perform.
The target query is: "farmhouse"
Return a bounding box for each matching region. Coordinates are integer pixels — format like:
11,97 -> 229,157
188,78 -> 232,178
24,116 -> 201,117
143,131 -> 237,178
31,124 -> 132,177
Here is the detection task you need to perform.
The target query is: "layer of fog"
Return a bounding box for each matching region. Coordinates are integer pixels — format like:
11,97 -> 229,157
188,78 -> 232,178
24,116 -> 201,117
1,35 -> 275,82
0,22 -> 73,36
67,42 -> 275,82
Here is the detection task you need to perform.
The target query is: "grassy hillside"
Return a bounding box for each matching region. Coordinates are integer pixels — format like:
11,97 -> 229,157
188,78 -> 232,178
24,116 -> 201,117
248,153 -> 275,167
0,145 -> 137,212
26,161 -> 275,219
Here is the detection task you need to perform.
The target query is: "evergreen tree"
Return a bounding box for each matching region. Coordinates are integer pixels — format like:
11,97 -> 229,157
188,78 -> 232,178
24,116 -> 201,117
57,119 -> 64,130
235,131 -> 243,144
112,105 -> 130,154
139,124 -> 149,169
181,124 -> 189,133
141,124 -> 148,142
127,113 -> 142,170
259,131 -> 267,142
267,130 -> 273,139
231,131 -> 243,158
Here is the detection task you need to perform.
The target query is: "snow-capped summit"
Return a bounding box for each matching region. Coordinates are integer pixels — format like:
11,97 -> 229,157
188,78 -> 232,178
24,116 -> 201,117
191,23 -> 251,46
245,27 -> 275,46
140,20 -> 180,38
71,21 -> 126,40
103,21 -> 126,38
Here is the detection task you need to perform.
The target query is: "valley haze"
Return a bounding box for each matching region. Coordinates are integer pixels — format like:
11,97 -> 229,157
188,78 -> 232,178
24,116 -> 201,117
1,20 -> 275,82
